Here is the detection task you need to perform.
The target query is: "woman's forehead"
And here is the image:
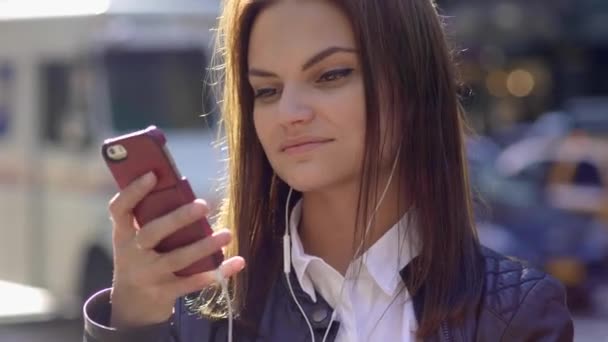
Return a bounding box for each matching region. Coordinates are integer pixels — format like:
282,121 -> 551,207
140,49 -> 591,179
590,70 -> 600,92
247,1 -> 356,65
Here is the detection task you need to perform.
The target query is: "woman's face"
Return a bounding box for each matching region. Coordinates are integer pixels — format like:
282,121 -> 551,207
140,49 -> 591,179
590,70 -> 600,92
248,0 -> 366,193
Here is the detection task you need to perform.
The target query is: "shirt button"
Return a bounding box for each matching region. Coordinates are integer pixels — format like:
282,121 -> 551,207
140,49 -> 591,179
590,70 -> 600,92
311,308 -> 329,323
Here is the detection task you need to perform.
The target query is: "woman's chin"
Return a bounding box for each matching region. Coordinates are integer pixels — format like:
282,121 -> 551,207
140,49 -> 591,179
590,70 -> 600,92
282,177 -> 322,193
281,171 -> 349,194
287,182 -> 320,194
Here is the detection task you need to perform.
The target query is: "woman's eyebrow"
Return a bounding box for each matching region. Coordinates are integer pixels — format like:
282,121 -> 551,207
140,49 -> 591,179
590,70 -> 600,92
248,68 -> 277,78
248,46 -> 357,78
301,46 -> 357,71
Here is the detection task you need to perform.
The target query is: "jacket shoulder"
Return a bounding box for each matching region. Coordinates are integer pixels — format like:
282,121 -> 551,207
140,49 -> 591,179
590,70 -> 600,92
480,246 -> 550,322
479,247 -> 574,341
481,247 -> 566,323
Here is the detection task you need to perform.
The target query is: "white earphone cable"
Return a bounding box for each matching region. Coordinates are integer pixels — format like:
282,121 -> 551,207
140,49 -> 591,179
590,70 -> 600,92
215,268 -> 233,342
283,146 -> 402,342
284,187 -> 316,342
321,146 -> 401,342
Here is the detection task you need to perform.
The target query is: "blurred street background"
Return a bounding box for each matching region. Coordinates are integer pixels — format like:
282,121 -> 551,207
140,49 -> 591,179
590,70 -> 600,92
0,0 -> 606,340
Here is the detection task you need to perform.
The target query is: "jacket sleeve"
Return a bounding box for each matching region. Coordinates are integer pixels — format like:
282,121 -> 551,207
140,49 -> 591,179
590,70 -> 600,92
502,275 -> 574,342
82,288 -> 179,342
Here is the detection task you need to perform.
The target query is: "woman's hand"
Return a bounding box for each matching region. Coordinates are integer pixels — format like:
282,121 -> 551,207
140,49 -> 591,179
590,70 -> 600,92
107,172 -> 245,328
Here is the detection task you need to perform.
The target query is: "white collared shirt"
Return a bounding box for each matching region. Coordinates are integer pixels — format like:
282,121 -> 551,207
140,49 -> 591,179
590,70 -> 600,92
289,200 -> 419,342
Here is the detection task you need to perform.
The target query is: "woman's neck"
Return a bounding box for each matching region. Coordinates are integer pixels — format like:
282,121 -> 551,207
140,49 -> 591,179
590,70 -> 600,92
298,176 -> 408,275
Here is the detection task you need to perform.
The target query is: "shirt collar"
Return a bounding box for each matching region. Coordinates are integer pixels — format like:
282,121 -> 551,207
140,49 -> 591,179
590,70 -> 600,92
289,199 -> 420,300
360,210 -> 420,296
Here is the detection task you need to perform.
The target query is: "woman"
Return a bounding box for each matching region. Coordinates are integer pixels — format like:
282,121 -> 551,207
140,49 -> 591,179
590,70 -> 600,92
83,0 -> 574,341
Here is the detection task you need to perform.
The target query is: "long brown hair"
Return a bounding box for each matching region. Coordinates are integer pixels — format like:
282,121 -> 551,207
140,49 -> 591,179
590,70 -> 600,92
199,0 -> 483,338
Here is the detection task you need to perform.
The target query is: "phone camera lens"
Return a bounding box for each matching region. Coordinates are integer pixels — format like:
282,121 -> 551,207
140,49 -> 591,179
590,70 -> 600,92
106,144 -> 127,161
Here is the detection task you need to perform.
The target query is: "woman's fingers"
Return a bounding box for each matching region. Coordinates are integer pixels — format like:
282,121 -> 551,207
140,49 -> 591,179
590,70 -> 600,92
155,229 -> 231,274
105,172 -> 240,328
168,256 -> 246,297
108,172 -> 157,241
215,256 -> 246,280
135,199 -> 210,250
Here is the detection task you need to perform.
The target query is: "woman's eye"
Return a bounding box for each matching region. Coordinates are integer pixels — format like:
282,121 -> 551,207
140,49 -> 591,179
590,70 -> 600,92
254,88 -> 277,99
317,68 -> 353,83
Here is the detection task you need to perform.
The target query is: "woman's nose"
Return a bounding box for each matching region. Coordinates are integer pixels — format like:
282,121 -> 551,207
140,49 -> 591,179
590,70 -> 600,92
277,84 -> 314,126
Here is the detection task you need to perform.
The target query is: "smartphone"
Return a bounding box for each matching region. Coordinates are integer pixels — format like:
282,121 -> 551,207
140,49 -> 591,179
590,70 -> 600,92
102,125 -> 224,276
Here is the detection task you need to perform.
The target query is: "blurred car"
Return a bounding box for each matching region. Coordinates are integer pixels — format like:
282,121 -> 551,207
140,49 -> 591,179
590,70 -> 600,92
472,132 -> 608,310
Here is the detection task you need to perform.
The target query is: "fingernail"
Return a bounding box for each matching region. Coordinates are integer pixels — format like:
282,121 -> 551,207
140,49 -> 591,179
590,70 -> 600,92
193,198 -> 207,206
216,231 -> 231,244
216,228 -> 231,235
142,172 -> 155,184
190,203 -> 204,216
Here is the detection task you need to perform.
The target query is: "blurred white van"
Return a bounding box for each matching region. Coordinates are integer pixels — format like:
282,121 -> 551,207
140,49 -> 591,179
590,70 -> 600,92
0,0 -> 225,318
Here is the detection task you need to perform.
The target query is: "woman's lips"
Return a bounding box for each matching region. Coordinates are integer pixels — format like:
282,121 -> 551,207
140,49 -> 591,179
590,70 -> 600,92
281,139 -> 333,154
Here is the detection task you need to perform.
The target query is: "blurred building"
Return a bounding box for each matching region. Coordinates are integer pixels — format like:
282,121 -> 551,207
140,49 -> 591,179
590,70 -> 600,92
439,0 -> 608,134
0,0 -> 224,319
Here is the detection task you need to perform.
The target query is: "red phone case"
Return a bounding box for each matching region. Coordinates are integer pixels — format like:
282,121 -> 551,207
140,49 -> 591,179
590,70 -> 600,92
102,126 -> 224,276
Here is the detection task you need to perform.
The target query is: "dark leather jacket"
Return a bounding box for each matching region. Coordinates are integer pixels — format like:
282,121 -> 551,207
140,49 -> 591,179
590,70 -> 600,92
83,247 -> 574,341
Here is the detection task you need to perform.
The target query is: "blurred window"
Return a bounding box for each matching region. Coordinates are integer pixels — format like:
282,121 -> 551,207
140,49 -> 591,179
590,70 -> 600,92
104,48 -> 216,132
0,62 -> 14,137
41,63 -> 69,142
40,62 -> 92,147
572,160 -> 603,187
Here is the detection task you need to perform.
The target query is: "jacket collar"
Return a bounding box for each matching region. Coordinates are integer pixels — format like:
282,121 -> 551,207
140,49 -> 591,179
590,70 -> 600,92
399,259 -> 425,321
